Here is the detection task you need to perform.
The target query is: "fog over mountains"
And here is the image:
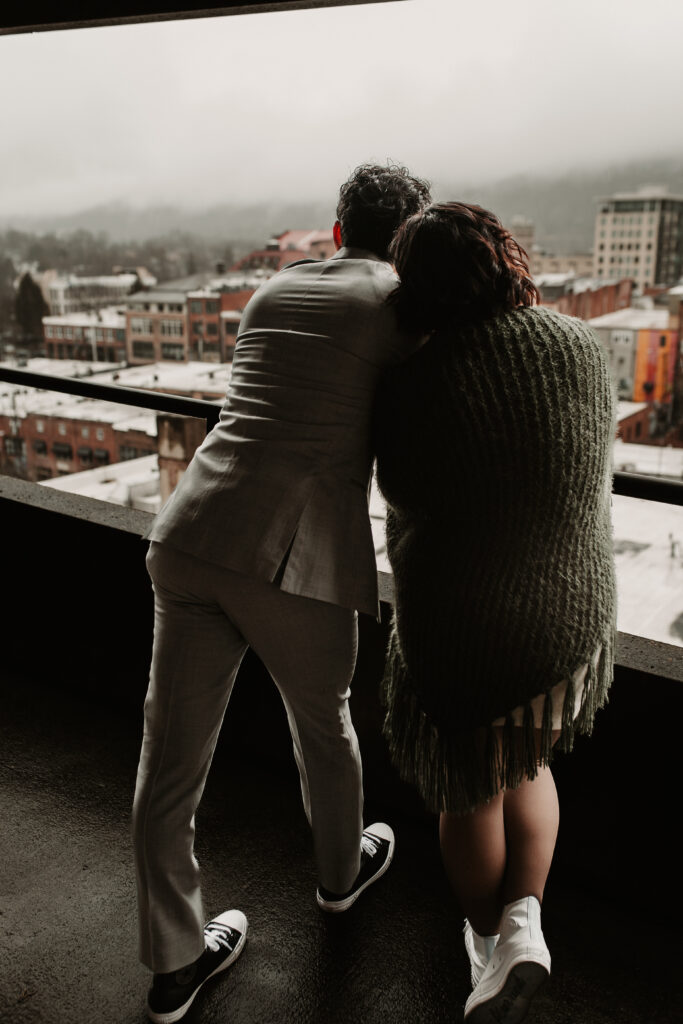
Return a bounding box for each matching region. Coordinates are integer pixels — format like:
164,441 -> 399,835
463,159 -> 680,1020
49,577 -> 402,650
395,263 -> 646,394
2,156 -> 682,256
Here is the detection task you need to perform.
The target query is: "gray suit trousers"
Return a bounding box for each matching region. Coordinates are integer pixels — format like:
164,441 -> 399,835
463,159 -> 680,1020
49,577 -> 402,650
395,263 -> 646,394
133,542 -> 363,973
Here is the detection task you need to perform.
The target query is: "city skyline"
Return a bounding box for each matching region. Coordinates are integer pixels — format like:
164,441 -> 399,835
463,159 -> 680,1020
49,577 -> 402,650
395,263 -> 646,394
1,0 -> 683,217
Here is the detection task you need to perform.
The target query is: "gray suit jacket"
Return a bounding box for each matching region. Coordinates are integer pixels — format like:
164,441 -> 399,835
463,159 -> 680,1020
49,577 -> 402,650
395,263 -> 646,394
147,247 -> 413,616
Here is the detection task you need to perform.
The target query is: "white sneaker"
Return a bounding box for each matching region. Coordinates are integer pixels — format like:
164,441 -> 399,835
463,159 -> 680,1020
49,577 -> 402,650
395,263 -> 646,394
463,920 -> 499,988
464,896 -> 550,1023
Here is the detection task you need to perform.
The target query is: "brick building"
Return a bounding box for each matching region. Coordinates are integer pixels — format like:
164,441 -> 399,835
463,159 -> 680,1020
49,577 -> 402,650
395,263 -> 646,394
125,290 -> 188,364
0,390 -> 157,482
229,227 -> 335,274
43,307 -> 127,362
230,245 -> 309,273
552,278 -> 634,319
617,401 -> 652,443
187,290 -> 222,361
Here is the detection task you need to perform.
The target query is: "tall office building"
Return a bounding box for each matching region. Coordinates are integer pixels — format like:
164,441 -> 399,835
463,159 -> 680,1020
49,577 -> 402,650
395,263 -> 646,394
592,186 -> 683,291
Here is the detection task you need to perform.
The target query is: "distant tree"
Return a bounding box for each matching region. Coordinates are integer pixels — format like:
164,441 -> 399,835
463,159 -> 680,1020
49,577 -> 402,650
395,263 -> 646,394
0,255 -> 17,339
128,273 -> 144,295
14,272 -> 48,346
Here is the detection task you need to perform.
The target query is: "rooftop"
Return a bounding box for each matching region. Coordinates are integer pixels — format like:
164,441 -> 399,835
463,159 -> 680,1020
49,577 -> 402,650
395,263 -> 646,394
0,357 -> 126,378
49,273 -> 138,288
600,186 -> 683,203
616,401 -> 649,421
0,387 -> 160,428
127,289 -> 188,306
92,360 -> 231,398
43,306 -> 126,327
40,452 -> 160,511
588,307 -> 671,330
1,357 -> 232,401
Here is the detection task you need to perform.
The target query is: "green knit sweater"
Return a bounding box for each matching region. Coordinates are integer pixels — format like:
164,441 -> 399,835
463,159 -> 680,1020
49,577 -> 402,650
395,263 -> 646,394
374,306 -> 617,814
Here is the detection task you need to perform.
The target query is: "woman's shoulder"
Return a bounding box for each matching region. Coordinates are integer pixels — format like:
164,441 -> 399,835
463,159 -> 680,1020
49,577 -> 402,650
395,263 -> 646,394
512,304 -> 598,338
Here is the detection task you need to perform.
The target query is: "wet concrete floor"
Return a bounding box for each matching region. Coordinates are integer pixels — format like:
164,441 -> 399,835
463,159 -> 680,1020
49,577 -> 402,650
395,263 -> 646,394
1,669 -> 681,1024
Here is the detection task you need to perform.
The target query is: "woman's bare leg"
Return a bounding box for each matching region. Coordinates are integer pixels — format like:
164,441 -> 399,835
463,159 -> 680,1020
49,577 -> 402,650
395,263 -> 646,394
439,791 -> 506,936
501,763 -> 559,906
438,728 -> 560,934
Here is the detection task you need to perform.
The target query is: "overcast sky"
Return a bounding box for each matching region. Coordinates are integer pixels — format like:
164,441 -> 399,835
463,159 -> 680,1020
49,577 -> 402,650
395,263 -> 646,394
1,0 -> 682,216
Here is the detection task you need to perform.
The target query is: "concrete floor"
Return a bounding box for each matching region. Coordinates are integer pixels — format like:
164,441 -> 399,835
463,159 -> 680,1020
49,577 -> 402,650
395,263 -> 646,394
2,670 -> 681,1024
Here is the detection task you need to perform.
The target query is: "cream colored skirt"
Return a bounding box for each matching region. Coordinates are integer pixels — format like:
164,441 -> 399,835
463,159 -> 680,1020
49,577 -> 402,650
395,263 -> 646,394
491,647 -> 601,729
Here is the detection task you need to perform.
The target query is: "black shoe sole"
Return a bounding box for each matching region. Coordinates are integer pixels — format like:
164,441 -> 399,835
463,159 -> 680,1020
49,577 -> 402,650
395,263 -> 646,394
466,961 -> 548,1024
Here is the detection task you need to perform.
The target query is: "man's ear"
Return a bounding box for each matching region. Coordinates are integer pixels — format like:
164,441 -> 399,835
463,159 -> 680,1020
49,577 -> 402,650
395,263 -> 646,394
333,221 -> 343,250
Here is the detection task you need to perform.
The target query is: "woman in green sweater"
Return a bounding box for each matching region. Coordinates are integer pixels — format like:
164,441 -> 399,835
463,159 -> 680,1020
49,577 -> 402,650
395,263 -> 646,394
374,202 -> 616,1024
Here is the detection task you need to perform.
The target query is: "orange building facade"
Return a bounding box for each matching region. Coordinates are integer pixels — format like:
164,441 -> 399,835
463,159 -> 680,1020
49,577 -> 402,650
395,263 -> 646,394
632,328 -> 678,403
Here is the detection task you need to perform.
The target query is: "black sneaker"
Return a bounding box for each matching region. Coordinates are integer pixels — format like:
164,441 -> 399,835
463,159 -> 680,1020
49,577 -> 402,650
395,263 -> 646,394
316,823 -> 395,912
147,909 -> 248,1024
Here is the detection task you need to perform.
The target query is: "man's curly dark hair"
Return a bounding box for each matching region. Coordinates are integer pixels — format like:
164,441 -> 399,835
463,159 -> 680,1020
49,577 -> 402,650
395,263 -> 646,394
336,163 -> 432,260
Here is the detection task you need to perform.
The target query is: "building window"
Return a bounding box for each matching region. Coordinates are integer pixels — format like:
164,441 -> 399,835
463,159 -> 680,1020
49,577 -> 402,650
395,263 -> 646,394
160,319 -> 184,337
52,442 -> 73,458
161,343 -> 185,361
206,322 -> 218,336
132,341 -> 155,359
4,437 -> 25,456
36,467 -> 52,481
78,446 -> 93,465
95,427 -> 105,441
94,448 -> 110,464
190,301 -> 202,315
36,419 -> 45,433
32,439 -> 48,455
119,445 -> 140,460
206,301 -> 219,314
81,426 -> 90,438
57,422 -> 67,436
131,317 -> 154,334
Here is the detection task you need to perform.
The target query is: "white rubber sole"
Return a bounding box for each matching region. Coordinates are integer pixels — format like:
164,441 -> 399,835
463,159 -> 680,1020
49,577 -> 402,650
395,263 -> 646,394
147,924 -> 248,1024
465,958 -> 549,1024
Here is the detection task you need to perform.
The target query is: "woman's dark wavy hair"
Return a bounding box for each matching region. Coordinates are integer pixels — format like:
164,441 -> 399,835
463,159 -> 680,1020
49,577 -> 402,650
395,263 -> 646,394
389,201 -> 540,332
336,163 -> 432,260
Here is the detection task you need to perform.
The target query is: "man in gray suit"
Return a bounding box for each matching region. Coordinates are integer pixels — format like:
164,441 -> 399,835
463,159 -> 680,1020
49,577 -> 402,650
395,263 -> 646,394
133,163 -> 431,1024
